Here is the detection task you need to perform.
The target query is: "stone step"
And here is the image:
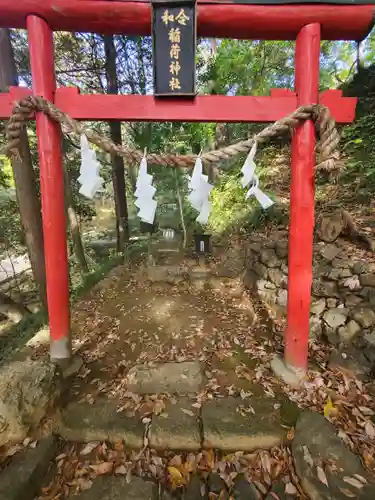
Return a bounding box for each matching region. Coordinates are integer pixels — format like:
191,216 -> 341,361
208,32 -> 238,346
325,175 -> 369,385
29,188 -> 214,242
202,396 -> 286,451
65,474 -> 262,500
126,361 -> 205,395
67,476 -> 156,500
149,397 -> 201,451
4,410 -> 375,500
58,400 -> 145,449
58,393 -> 290,453
146,264 -> 187,283
146,265 -> 213,284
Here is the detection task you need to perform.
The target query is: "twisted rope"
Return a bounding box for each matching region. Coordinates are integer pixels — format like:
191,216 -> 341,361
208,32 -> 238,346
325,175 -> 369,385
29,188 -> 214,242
1,95 -> 340,171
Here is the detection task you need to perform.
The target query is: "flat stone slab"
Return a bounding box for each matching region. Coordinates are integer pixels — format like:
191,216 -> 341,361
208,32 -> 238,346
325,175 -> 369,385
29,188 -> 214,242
147,265 -> 185,283
126,361 -> 204,395
68,476 -> 156,500
293,411 -> 375,500
202,396 -> 286,451
0,436 -> 57,500
59,400 -> 144,448
149,397 -> 201,451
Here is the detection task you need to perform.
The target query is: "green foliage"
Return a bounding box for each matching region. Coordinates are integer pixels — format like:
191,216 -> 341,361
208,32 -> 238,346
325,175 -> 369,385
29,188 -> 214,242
339,64 -> 375,188
0,155 -> 14,188
208,147 -> 283,234
70,254 -> 124,299
201,40 -> 295,96
209,171 -> 248,233
341,115 -> 375,187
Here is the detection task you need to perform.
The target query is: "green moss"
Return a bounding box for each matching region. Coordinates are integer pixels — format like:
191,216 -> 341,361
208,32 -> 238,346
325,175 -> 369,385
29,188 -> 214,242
279,397 -> 301,427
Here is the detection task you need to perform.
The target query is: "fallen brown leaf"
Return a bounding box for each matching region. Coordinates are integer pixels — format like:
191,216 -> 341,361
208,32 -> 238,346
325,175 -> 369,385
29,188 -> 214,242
167,466 -> 186,489
76,478 -> 93,491
285,482 -> 297,495
287,428 -> 295,441
316,466 -> 329,487
181,408 -> 195,417
80,442 -> 99,456
343,476 -> 365,489
115,465 -> 127,475
364,421 -> 375,439
89,462 -> 114,476
339,487 -> 356,497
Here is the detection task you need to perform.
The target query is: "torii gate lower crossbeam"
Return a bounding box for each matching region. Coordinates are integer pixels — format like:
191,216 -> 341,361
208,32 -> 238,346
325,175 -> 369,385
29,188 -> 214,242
0,0 -> 365,376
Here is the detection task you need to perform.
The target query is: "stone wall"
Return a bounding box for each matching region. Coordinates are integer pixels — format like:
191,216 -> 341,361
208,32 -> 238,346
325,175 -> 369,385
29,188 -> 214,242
242,230 -> 375,347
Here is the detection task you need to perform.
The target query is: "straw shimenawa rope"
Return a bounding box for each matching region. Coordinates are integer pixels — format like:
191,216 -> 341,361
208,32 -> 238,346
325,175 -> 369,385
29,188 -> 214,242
1,95 -> 341,171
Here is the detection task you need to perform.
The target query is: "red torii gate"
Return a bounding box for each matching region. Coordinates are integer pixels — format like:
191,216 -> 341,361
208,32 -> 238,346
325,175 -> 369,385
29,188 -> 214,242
0,0 -> 371,375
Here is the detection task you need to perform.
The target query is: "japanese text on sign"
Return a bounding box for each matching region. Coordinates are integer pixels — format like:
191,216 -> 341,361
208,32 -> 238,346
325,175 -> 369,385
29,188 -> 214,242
162,8 -> 190,91
152,1 -> 196,96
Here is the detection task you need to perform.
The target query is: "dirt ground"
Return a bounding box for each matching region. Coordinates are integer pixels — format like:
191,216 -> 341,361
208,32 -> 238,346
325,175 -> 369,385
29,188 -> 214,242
66,255 -> 277,405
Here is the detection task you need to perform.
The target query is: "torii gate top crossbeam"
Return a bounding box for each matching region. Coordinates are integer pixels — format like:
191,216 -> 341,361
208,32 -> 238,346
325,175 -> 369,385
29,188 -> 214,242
0,0 -> 373,40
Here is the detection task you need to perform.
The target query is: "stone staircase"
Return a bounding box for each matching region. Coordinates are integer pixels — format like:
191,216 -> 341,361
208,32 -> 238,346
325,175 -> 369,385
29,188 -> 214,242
2,359 -> 375,500
58,360 -> 289,452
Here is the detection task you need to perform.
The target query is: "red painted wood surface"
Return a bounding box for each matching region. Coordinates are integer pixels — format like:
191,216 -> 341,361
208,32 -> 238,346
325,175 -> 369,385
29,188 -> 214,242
0,87 -> 357,123
27,16 -> 71,359
285,23 -> 321,372
0,1 -> 373,40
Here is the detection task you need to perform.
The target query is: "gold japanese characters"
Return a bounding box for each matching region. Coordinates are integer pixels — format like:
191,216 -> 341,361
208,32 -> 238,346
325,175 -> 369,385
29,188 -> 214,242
152,1 -> 196,96
162,8 -> 190,91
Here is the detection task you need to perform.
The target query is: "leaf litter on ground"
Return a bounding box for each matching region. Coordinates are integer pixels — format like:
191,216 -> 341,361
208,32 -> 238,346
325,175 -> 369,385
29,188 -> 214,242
24,249 -> 375,497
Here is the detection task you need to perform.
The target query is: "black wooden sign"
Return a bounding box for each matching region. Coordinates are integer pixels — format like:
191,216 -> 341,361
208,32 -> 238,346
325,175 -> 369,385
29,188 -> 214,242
152,0 -> 197,96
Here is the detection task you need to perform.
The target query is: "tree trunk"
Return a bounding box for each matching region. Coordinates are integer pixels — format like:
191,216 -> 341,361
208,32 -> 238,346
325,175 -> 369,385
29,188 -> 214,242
175,171 -> 187,248
0,290 -> 31,323
103,35 -> 129,252
0,29 -> 47,308
63,168 -> 89,274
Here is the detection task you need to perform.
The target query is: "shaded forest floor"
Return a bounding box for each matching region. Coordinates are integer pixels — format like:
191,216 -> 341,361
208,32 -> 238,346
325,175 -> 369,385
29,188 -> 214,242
16,245 -> 374,500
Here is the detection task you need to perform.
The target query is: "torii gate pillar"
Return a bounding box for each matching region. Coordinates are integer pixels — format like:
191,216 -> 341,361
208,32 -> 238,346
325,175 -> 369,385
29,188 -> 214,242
27,16 -> 71,364
285,23 -> 320,374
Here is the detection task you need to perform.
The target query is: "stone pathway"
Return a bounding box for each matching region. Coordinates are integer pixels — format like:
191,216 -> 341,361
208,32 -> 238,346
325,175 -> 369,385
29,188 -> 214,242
1,251 -> 375,499
58,390 -> 293,453
2,411 -> 375,499
62,252 -> 262,406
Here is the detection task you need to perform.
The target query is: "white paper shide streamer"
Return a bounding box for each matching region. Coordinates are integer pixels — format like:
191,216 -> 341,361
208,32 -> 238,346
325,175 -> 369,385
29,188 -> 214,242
240,142 -> 274,209
188,157 -> 213,225
78,134 -> 104,199
135,154 -> 157,225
